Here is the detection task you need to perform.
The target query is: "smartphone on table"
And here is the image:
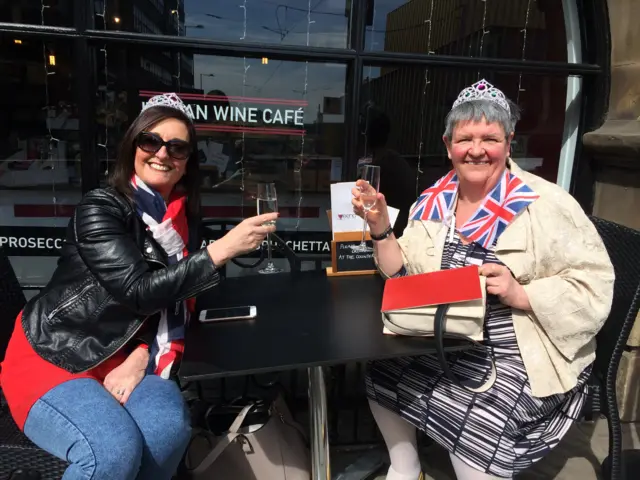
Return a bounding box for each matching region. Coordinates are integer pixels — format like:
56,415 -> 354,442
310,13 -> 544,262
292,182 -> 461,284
198,306 -> 257,323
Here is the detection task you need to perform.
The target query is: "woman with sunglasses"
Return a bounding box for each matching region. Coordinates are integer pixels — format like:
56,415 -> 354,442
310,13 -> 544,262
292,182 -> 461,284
0,93 -> 278,479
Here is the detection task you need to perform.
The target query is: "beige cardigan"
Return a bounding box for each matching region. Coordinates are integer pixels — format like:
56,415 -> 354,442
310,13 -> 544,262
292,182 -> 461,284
378,160 -> 615,398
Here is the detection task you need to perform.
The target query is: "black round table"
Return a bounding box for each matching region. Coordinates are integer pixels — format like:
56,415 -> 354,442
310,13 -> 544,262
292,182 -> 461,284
180,270 -> 469,480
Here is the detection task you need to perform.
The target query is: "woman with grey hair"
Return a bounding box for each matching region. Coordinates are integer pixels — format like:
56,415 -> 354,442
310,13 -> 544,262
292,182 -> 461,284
352,79 -> 614,479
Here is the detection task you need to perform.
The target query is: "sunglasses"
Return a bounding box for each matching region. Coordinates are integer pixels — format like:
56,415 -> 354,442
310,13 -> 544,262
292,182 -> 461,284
136,132 -> 192,161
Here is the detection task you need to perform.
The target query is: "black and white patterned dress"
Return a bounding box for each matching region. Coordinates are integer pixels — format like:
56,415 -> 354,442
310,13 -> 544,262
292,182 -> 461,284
365,229 -> 591,478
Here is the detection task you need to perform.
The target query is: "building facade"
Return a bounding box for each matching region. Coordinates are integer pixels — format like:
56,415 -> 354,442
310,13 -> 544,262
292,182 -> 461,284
581,0 -> 640,422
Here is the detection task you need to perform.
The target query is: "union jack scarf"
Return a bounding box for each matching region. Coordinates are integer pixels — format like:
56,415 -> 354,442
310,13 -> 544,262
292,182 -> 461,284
131,175 -> 193,379
409,169 -> 539,249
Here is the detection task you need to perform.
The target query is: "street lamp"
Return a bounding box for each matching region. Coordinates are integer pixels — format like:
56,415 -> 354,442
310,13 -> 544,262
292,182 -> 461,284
183,24 -> 204,37
200,73 -> 216,90
262,26 -> 287,40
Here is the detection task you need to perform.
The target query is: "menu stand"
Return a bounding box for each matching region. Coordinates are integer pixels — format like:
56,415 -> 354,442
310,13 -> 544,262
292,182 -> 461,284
326,231 -> 378,277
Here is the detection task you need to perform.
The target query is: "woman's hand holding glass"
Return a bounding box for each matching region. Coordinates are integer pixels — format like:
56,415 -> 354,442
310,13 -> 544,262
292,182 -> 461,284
207,213 -> 278,266
351,180 -> 391,237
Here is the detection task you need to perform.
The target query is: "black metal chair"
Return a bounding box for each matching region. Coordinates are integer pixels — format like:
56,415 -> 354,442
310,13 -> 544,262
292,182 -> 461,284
589,217 -> 640,480
0,248 -> 67,480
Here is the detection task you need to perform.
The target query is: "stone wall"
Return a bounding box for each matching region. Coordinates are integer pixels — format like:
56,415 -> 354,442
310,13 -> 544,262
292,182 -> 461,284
582,0 -> 640,421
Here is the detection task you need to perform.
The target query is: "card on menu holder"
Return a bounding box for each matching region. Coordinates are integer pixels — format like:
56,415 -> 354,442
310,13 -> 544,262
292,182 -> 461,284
325,182 -> 401,277
381,265 -> 484,312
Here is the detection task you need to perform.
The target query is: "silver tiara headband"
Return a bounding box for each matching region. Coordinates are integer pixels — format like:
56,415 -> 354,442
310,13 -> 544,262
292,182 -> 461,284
452,79 -> 510,114
140,92 -> 194,120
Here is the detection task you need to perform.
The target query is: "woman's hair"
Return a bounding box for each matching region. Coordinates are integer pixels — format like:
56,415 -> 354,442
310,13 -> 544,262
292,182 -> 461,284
443,99 -> 522,141
109,106 -> 201,217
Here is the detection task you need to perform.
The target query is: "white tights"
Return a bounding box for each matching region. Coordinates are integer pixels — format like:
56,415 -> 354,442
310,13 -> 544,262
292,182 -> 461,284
368,400 -> 512,480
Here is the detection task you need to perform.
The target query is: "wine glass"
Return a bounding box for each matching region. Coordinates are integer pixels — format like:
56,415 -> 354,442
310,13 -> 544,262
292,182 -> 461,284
256,182 -> 283,275
352,164 -> 381,253
356,156 -> 373,180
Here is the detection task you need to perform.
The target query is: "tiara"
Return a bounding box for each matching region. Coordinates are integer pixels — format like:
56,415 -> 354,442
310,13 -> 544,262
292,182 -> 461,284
452,79 -> 510,114
141,92 -> 194,120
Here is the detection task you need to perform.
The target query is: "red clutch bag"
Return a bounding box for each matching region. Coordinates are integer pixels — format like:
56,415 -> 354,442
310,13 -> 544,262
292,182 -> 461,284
380,265 -> 495,394
381,265 -> 484,312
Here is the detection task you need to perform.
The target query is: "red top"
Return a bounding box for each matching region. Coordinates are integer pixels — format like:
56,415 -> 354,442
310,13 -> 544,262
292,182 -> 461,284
0,311 -> 130,430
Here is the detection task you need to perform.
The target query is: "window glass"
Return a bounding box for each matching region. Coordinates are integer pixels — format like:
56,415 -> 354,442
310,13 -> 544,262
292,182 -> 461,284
365,0 -> 567,62
359,66 -> 569,199
0,37 -> 81,285
0,0 -> 74,26
98,0 -> 349,49
95,45 -> 347,275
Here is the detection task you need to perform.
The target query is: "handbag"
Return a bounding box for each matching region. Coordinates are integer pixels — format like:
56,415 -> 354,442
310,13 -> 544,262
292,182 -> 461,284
181,393 -> 311,479
381,265 -> 496,393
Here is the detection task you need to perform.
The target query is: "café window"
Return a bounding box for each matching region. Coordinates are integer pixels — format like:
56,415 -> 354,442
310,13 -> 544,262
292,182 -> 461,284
98,0 -> 349,48
0,0 -> 74,26
94,44 -> 347,274
359,66 -> 571,192
0,0 -> 601,285
0,37 -> 81,285
365,0 -> 567,62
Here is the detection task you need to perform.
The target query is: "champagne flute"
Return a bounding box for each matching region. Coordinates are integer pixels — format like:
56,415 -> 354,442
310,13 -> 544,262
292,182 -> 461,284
352,164 -> 381,253
356,156 -> 373,180
256,182 -> 282,274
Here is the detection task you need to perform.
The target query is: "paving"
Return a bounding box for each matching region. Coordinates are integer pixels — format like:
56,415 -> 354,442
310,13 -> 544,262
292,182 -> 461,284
332,417 -> 640,479
193,373 -> 639,479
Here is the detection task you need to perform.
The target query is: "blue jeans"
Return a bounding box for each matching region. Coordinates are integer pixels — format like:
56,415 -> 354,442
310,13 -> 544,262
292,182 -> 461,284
23,375 -> 191,480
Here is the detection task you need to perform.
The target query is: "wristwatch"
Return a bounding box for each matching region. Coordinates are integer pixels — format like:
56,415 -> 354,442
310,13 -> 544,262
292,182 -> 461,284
370,225 -> 393,241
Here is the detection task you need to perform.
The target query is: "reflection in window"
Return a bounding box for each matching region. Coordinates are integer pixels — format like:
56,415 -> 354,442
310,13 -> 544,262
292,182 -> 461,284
0,37 -> 81,284
0,39 -> 81,191
365,0 -> 567,62
101,0 -> 349,49
150,0 -> 165,14
95,46 -> 347,272
359,67 -> 568,193
140,57 -> 173,85
134,6 -> 163,35
0,1 -> 74,26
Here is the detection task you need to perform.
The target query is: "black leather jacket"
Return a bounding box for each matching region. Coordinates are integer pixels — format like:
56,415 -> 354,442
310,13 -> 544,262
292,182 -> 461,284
22,187 -> 220,373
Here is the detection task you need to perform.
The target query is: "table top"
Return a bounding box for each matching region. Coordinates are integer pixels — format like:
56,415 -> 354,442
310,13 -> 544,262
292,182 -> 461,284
179,270 -> 469,381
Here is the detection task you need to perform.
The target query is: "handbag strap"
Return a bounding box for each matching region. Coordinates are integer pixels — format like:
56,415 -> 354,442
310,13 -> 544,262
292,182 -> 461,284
187,403 -> 254,476
272,398 -> 309,445
434,304 -> 497,393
